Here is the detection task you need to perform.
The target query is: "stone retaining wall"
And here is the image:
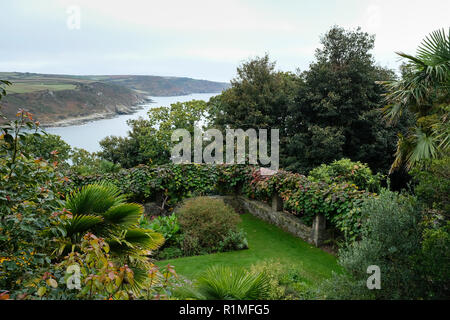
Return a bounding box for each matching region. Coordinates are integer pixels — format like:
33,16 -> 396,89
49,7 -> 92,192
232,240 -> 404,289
145,194 -> 330,247
219,195 -> 329,247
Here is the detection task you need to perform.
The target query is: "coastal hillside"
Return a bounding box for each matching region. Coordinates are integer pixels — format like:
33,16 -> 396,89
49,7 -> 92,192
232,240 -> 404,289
0,72 -> 229,125
0,79 -> 146,126
92,75 -> 230,96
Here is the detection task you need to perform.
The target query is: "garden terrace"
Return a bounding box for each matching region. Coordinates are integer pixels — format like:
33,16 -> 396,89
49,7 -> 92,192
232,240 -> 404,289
67,161 -> 379,245
157,213 -> 341,283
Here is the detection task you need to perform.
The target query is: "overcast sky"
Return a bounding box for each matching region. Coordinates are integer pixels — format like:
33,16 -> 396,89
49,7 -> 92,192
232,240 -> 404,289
1,0 -> 449,82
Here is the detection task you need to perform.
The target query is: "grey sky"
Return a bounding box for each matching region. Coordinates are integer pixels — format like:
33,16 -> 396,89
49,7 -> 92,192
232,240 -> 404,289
2,0 -> 449,82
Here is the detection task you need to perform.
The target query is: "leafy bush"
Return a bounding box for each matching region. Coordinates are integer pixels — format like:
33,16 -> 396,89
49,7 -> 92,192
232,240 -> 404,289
411,157 -> 450,213
341,190 -> 424,299
319,187 -> 450,299
414,215 -> 450,298
140,213 -> 183,259
315,273 -> 374,300
70,147 -> 122,176
308,158 -> 383,192
244,165 -> 375,240
155,247 -> 184,260
323,189 -> 424,299
216,164 -> 253,195
216,229 -> 249,252
250,260 -> 312,300
245,167 -> 374,241
10,233 -> 179,300
140,213 -> 181,247
0,110 -> 67,292
23,133 -> 72,164
176,197 -> 246,255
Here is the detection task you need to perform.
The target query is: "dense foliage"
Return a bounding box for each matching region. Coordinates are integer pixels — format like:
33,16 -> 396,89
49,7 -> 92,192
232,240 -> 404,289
380,28 -> 450,171
0,106 -> 180,300
0,109 -> 68,293
317,188 -> 449,300
411,156 -> 450,213
308,158 -> 382,192
208,54 -> 297,164
66,161 -> 379,241
98,100 -> 208,168
250,259 -> 313,300
205,27 -> 412,177
1,25 -> 448,301
176,197 -> 247,256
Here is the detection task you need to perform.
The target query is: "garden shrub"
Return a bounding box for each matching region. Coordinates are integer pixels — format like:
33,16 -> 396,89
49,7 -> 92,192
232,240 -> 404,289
66,163 -> 223,205
149,164 -> 219,206
216,164 -> 253,195
180,233 -> 204,257
0,111 -> 68,293
308,158 -> 383,192
176,197 -> 246,255
10,233 -> 179,300
319,187 -> 449,300
155,247 -> 185,260
332,189 -> 424,299
411,156 -> 450,214
315,274 -> 375,300
216,229 -> 249,252
139,213 -> 186,259
140,213 -> 182,247
414,215 -> 450,299
412,160 -> 450,299
250,259 -> 313,300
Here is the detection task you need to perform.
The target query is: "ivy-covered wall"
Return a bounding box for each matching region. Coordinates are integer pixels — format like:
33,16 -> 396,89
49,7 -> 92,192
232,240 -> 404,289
67,163 -> 377,242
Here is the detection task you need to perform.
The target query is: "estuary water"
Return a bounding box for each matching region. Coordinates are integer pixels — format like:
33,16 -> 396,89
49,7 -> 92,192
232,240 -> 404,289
44,93 -> 217,153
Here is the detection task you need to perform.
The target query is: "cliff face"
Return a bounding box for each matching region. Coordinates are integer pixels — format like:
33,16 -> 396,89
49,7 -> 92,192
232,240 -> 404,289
1,82 -> 147,126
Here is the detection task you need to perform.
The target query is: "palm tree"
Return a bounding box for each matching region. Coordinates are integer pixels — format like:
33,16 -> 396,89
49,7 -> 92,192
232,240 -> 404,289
55,183 -> 164,294
176,265 -> 270,300
380,28 -> 450,172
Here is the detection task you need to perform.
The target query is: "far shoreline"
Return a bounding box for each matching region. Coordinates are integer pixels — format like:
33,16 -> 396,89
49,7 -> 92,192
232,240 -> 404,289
40,101 -> 152,128
39,91 -> 221,129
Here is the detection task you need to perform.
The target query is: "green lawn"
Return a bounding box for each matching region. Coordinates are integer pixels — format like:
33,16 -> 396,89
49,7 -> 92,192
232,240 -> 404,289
6,82 -> 76,94
157,213 -> 342,284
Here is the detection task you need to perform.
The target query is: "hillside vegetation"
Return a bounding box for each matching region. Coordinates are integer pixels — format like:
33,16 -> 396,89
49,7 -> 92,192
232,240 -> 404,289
0,72 -> 229,125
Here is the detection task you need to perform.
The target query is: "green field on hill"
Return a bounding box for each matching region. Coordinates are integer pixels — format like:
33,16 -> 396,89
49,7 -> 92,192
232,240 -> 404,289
5,82 -> 77,94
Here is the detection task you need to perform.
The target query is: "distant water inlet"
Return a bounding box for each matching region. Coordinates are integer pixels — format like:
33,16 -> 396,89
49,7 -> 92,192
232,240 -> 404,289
44,93 -> 217,153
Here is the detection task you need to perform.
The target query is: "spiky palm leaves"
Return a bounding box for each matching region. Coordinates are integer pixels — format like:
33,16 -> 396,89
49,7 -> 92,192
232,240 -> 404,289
176,265 -> 270,300
380,28 -> 450,172
57,183 -> 164,294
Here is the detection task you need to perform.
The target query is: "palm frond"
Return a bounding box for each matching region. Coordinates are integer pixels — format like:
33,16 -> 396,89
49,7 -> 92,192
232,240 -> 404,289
432,106 -> 450,151
124,266 -> 149,297
107,228 -> 164,255
102,203 -> 143,229
383,28 -> 450,171
408,129 -> 438,167
416,28 -> 450,65
65,183 -> 125,215
62,214 -> 104,238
